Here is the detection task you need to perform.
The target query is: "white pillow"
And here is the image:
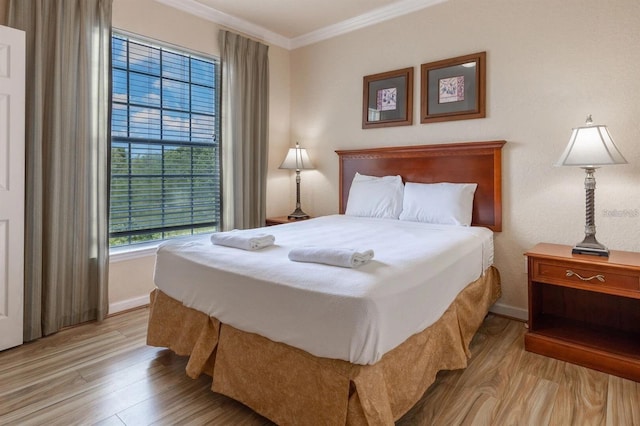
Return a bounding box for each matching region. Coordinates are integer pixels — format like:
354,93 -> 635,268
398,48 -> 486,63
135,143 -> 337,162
345,173 -> 404,219
399,182 -> 478,226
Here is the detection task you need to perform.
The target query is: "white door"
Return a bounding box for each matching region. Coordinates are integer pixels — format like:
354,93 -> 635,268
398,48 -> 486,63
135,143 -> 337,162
0,25 -> 25,351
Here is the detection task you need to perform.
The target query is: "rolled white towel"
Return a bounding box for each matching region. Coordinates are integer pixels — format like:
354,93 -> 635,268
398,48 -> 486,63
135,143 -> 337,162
211,230 -> 275,251
288,246 -> 374,268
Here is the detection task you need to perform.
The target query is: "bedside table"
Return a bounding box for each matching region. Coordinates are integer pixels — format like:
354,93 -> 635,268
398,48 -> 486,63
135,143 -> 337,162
265,216 -> 313,226
524,243 -> 640,381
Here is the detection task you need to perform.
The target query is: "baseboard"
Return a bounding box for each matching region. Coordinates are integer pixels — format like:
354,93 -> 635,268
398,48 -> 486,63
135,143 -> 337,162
109,295 -> 150,315
490,302 -> 528,322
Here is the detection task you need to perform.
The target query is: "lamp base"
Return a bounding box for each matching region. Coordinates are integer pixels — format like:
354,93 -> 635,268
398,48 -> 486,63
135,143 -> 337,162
572,246 -> 609,257
572,168 -> 609,257
287,207 -> 310,220
572,237 -> 609,257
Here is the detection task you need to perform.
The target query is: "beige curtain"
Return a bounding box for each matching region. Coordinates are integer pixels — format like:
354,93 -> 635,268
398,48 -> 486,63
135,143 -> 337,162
8,0 -> 112,341
219,30 -> 269,230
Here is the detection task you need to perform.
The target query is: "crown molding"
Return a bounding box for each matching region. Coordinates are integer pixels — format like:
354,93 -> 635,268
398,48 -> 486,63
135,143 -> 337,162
290,0 -> 447,49
155,0 -> 292,49
155,0 -> 447,50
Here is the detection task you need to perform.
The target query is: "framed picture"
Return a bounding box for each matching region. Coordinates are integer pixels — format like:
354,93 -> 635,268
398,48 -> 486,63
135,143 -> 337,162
420,52 -> 486,124
362,67 -> 413,129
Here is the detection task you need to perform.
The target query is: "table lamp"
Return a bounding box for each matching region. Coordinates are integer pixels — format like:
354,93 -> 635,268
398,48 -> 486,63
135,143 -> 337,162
556,115 -> 627,256
279,142 -> 314,219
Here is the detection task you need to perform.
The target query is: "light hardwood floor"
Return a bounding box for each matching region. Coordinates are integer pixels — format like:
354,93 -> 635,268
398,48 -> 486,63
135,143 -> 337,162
1,308 -> 638,425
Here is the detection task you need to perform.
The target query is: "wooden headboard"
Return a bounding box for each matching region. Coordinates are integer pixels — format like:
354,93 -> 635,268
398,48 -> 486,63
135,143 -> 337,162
335,141 -> 506,231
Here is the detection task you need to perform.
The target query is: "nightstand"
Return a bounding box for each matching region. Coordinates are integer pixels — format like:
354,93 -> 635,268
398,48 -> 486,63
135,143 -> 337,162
265,216 -> 313,226
524,243 -> 640,381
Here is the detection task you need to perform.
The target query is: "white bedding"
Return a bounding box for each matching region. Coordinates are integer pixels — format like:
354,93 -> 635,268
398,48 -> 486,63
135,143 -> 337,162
153,215 -> 494,365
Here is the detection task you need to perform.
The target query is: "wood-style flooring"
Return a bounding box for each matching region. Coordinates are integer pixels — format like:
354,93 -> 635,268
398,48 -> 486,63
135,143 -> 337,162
0,308 -> 638,425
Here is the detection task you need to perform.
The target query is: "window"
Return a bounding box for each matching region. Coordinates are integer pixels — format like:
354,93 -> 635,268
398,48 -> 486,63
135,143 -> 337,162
109,32 -> 220,247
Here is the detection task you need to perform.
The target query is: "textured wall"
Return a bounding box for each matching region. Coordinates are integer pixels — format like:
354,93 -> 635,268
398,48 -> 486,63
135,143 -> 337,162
287,0 -> 640,318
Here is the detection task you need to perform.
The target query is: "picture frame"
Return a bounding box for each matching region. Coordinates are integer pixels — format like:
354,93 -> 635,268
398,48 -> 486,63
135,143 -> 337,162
362,67 -> 413,129
420,52 -> 486,124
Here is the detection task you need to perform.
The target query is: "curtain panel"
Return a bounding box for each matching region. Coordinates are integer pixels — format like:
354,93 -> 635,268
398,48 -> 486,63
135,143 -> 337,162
219,30 -> 269,230
8,0 -> 112,341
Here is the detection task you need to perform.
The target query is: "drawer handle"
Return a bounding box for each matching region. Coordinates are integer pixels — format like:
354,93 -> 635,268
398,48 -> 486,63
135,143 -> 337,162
565,270 -> 605,282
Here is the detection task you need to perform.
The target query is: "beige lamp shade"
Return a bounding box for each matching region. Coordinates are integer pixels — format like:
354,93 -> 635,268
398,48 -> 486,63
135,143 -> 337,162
279,142 -> 314,170
556,116 -> 627,167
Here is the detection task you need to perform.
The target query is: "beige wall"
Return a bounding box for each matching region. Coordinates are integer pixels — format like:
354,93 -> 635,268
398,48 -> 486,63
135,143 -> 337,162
289,0 -> 640,318
109,0 -> 291,312
109,255 -> 156,309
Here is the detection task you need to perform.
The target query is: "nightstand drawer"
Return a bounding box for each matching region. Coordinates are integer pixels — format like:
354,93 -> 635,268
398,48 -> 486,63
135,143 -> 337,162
532,259 -> 640,293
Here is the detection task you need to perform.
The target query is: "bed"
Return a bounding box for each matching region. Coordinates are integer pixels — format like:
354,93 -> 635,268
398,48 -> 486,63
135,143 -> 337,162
147,140 -> 505,425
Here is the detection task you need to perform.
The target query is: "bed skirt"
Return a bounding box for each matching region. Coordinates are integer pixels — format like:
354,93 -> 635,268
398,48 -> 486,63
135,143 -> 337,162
146,266 -> 501,425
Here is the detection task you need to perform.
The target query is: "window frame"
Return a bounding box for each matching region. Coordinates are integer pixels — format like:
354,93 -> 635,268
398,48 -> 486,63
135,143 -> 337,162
109,30 -> 222,250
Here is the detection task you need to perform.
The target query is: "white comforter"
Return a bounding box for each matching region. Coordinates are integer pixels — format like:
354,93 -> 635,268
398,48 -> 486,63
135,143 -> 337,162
154,215 -> 494,365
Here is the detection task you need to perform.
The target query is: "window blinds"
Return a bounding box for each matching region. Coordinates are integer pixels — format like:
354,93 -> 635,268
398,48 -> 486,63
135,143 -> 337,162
109,33 -> 220,246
